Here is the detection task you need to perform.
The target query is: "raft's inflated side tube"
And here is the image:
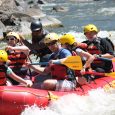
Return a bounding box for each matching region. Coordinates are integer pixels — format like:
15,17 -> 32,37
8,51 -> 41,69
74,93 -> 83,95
0,77 -> 115,115
0,86 -> 49,115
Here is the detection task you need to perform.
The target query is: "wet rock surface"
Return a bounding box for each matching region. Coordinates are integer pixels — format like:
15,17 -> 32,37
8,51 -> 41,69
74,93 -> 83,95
0,0 -> 63,38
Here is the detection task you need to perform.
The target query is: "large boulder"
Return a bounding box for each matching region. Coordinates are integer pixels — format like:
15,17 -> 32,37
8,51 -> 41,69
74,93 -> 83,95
0,0 -> 63,38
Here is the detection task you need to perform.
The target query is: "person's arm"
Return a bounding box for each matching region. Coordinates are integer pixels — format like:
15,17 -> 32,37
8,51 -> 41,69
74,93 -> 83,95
5,45 -> 30,56
81,51 -> 95,69
7,67 -> 33,87
76,48 -> 95,69
26,62 -> 50,75
19,34 -> 34,50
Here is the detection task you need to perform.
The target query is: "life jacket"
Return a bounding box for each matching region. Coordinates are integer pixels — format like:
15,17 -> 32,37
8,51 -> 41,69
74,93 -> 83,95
7,50 -> 27,69
0,65 -> 7,85
50,64 -> 68,80
50,48 -> 75,80
82,38 -> 111,67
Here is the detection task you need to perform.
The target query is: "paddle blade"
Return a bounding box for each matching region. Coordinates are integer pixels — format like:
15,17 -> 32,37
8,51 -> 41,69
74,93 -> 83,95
112,58 -> 115,71
105,72 -> 115,78
61,56 -> 83,70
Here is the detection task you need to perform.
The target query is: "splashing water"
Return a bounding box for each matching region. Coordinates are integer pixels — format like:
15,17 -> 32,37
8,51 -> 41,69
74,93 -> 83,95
21,88 -> 115,115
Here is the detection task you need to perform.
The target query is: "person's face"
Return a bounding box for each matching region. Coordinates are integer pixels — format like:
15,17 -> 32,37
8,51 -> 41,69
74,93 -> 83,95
84,31 -> 97,41
0,61 -> 4,65
6,36 -> 18,46
46,41 -> 59,52
61,43 -> 68,49
32,29 -> 42,37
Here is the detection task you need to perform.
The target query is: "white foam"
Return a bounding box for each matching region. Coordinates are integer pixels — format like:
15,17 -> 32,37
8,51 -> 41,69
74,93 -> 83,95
21,88 -> 115,115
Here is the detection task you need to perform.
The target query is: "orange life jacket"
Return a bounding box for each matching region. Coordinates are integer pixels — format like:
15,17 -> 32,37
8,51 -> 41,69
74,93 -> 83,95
0,65 -> 7,85
7,50 -> 27,69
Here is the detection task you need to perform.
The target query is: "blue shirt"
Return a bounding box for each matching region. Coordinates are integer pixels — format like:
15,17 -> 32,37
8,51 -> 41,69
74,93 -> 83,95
49,48 -> 72,60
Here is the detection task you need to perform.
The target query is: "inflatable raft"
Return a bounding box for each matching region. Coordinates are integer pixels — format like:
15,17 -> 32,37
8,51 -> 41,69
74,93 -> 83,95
0,75 -> 115,115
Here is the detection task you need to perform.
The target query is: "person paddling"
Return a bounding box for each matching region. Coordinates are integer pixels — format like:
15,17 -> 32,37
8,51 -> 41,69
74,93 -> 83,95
0,50 -> 33,87
82,24 -> 114,74
59,33 -> 95,84
5,32 -> 31,85
27,33 -> 77,91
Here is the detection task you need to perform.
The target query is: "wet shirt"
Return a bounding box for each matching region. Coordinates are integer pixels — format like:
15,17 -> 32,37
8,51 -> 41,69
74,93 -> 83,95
49,48 -> 72,60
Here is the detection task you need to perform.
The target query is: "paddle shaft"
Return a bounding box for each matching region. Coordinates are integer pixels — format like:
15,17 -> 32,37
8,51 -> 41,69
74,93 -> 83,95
30,56 -> 83,70
84,71 -> 115,78
84,71 -> 105,76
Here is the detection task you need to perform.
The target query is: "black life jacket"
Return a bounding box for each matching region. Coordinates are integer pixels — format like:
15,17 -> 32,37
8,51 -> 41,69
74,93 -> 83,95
82,37 -> 113,70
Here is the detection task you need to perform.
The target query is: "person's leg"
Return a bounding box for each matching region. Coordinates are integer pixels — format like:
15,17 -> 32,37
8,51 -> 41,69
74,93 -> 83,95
32,74 -> 52,89
55,80 -> 76,91
42,79 -> 57,90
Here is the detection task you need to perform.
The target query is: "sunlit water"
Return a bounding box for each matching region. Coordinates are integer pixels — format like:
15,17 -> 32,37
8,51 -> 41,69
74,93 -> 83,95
21,88 -> 115,115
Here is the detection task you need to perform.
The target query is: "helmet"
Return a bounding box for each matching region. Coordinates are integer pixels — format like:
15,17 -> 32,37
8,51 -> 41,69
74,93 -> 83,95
44,33 -> 59,44
30,20 -> 42,31
6,32 -> 20,40
59,33 -> 75,45
0,50 -> 8,62
83,24 -> 98,34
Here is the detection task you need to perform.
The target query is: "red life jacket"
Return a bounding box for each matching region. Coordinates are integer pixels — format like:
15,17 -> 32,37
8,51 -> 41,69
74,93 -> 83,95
85,42 -> 105,66
86,44 -> 101,55
50,64 -> 68,80
8,50 -> 27,69
50,48 -> 71,80
0,65 -> 7,85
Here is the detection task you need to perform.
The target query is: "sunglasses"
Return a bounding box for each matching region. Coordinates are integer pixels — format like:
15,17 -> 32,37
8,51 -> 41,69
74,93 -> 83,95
46,41 -> 57,46
6,37 -> 16,41
33,29 -> 42,33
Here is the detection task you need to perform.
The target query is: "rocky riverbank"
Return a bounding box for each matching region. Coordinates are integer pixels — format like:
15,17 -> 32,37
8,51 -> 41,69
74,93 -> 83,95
0,0 -> 64,39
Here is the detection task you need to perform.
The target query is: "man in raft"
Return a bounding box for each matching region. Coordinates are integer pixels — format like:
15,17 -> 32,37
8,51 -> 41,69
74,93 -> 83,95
27,33 -> 77,91
82,24 -> 114,74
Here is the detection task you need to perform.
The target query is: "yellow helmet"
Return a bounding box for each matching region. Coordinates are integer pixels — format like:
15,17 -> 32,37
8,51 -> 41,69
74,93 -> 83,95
0,50 -> 8,62
59,33 -> 75,45
83,24 -> 98,34
6,32 -> 20,40
44,33 -> 59,44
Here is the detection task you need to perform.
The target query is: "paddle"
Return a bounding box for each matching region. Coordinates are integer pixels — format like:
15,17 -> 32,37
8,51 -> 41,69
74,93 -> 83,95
111,57 -> 115,71
84,71 -> 115,78
31,56 -> 83,70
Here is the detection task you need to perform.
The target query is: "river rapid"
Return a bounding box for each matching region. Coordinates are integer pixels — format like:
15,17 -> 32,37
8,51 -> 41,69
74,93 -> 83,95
1,0 -> 115,114
21,88 -> 115,115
